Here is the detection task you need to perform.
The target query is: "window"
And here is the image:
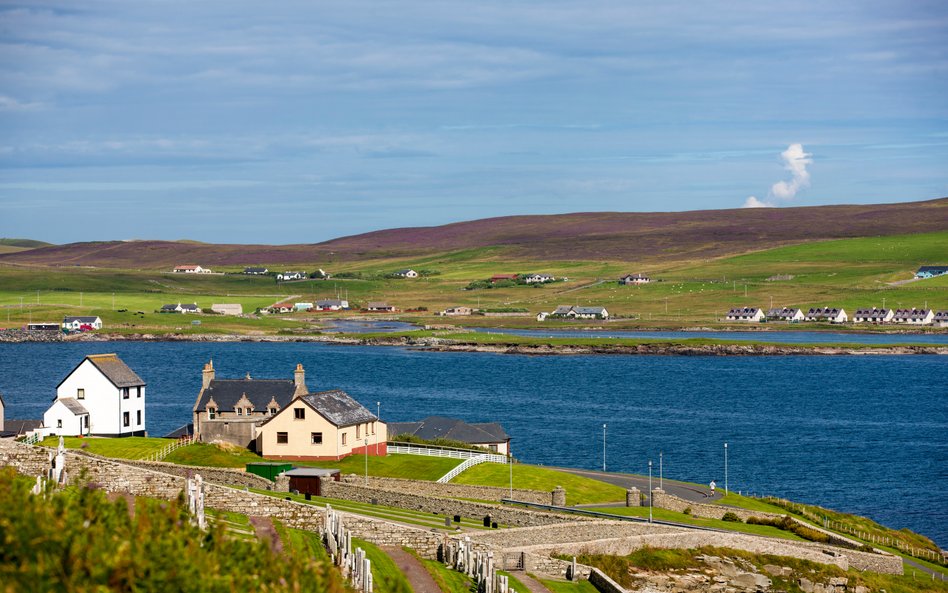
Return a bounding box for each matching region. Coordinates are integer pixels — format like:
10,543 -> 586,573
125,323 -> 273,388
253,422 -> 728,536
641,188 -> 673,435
236,408 -> 242,416
123,412 -> 130,427
311,432 -> 323,445
57,419 -> 62,429
341,432 -> 347,446
277,432 -> 288,444
123,388 -> 129,400
136,386 -> 142,398
269,407 -> 277,415
208,409 -> 216,420
294,408 -> 305,420
137,411 -> 142,425
84,416 -> 89,429
371,422 -> 375,435
77,388 -> 85,400
356,424 -> 361,439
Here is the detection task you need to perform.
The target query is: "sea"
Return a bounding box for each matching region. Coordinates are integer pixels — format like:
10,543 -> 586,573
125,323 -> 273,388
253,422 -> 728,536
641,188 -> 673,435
1,340 -> 945,547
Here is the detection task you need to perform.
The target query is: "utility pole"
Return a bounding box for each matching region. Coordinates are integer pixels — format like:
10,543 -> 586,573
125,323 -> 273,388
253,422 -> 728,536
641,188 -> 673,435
602,424 -> 607,472
376,402 -> 380,456
648,460 -> 653,523
660,451 -> 663,490
724,442 -> 729,496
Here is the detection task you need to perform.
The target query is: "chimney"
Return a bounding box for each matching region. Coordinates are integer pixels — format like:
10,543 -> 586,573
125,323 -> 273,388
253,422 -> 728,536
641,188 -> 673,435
202,360 -> 215,389
294,363 -> 307,396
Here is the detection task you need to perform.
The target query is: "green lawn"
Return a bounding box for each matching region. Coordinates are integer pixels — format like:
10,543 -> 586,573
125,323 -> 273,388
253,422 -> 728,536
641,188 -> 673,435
452,463 -> 627,505
163,442 -> 264,467
595,506 -> 805,541
39,436 -> 170,460
292,454 -> 462,481
539,578 -> 600,593
352,538 -> 414,593
716,492 -> 795,515
415,553 -> 475,593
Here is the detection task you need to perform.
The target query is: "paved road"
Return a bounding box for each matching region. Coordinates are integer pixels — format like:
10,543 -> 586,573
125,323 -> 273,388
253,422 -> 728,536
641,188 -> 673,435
548,466 -> 723,505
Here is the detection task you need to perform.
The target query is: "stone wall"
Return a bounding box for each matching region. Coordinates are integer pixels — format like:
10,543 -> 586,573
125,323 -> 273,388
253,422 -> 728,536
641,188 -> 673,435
512,529 -> 903,575
464,520 -> 680,550
320,479 -> 576,528
588,568 -> 626,593
360,475 -> 551,505
0,328 -> 63,343
70,449 -> 274,489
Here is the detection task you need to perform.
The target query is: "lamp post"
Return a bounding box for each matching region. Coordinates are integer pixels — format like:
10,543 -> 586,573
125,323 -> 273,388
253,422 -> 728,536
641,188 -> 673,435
364,438 -> 369,486
376,401 -> 380,456
724,442 -> 729,496
659,451 -> 663,490
602,424 -> 607,472
648,460 -> 653,523
509,454 -> 513,498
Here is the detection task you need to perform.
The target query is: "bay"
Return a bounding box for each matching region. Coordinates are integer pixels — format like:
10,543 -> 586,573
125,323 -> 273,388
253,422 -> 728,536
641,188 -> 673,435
1,341 -> 945,546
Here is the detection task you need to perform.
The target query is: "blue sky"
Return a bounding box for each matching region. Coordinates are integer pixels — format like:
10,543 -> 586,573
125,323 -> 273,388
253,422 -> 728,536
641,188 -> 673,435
1,1 -> 947,244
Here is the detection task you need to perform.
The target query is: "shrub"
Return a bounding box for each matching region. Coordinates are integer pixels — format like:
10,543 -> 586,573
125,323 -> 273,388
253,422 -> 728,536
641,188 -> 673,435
721,512 -> 743,523
683,507 -> 692,516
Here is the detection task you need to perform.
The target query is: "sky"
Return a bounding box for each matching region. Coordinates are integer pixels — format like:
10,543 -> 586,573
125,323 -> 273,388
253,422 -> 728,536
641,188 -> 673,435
1,0 -> 947,244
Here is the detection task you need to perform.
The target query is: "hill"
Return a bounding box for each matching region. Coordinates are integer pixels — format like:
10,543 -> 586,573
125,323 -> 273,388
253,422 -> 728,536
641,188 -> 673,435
0,238 -> 53,248
1,198 -> 946,269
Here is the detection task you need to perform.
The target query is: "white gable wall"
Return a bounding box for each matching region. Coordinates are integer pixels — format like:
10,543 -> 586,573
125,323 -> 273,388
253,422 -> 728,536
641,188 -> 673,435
43,400 -> 89,436
56,359 -> 145,436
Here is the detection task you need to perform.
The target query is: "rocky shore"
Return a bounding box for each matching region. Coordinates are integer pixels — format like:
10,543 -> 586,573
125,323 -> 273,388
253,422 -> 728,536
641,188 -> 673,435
2,330 -> 945,355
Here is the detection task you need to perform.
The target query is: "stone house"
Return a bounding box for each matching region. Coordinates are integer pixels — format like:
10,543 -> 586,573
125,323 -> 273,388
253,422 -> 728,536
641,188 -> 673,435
44,354 -> 146,437
192,361 -> 308,450
256,390 -> 385,461
524,274 -> 555,283
726,307 -> 765,322
316,299 -> 349,311
441,306 -> 473,316
243,267 -> 269,275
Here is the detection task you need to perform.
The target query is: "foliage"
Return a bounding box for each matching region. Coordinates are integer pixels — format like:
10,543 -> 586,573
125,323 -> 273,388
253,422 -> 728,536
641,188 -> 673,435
391,433 -> 489,452
721,511 -> 742,522
746,516 -> 830,543
351,538 -> 413,593
0,467 -> 345,593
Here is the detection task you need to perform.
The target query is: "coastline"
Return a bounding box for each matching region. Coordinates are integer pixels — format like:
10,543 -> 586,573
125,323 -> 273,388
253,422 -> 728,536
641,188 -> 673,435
2,330 -> 946,355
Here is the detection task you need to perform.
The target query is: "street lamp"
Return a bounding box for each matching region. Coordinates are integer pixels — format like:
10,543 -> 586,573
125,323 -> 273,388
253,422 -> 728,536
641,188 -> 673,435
602,424 -> 607,472
648,460 -> 653,523
509,455 -> 513,499
724,442 -> 729,495
660,451 -> 663,490
364,438 -> 369,486
376,401 -> 381,456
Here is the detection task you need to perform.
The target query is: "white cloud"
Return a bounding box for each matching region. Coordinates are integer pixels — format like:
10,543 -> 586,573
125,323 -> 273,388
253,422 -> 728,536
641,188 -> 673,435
742,196 -> 772,208
0,95 -> 42,111
741,143 -> 813,208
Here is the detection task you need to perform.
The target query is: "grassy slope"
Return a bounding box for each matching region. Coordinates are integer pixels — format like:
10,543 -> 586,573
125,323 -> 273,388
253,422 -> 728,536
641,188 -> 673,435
352,538 -> 414,593
292,453 -> 462,481
451,463 -> 627,505
597,506 -> 805,540
39,435 -> 170,459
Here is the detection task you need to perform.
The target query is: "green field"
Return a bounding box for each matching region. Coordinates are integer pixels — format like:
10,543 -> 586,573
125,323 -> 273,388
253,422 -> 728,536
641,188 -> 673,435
451,462 -> 627,505
39,435 -> 170,459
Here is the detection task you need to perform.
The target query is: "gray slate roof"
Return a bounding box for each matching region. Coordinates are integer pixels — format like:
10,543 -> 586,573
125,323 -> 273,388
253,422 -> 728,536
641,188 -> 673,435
2,419 -> 42,434
63,316 -> 100,323
57,354 -> 144,389
317,299 -> 345,307
299,390 -> 377,428
916,266 -> 948,274
389,416 -> 510,444
574,306 -> 607,315
59,398 -> 89,415
195,378 -> 297,412
283,467 -> 341,477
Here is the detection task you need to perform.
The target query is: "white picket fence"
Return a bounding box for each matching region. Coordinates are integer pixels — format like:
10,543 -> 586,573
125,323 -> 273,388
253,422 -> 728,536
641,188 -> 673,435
146,436 -> 194,462
388,442 -> 508,464
437,454 -> 492,483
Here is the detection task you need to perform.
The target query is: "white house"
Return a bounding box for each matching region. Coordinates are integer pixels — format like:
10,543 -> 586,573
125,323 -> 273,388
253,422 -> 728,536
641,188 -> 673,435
173,265 -> 211,274
243,267 -> 269,275
62,316 -> 102,331
316,299 -> 349,311
366,302 -> 396,312
891,309 -> 934,325
211,303 -> 243,316
536,312 -> 549,321
294,302 -> 313,311
44,354 -> 146,437
766,307 -> 805,322
277,271 -> 305,281
440,306 -> 473,316
573,306 -> 609,319
853,308 -> 894,323
524,274 -> 555,284
805,307 -> 848,323
726,307 -> 765,322
934,311 -> 948,327
620,273 -> 650,285
394,269 -> 418,278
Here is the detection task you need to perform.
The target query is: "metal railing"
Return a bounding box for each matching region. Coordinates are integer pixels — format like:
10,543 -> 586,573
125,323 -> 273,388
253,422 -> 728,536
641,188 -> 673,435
436,454 -> 492,483
387,442 -> 509,464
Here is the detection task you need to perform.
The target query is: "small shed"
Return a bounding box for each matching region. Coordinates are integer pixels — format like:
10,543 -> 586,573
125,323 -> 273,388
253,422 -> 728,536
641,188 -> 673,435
245,462 -> 294,481
283,467 -> 341,496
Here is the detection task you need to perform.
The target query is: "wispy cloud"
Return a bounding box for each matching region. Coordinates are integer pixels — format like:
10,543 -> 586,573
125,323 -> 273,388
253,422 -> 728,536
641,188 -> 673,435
743,143 -> 813,208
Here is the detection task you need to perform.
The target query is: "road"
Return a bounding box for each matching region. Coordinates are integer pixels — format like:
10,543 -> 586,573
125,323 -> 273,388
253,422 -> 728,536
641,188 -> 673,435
549,466 -> 723,505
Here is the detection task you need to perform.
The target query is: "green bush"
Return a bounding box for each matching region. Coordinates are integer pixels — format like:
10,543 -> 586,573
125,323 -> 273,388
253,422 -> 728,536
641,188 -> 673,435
683,506 -> 692,516
0,467 -> 344,592
721,512 -> 743,523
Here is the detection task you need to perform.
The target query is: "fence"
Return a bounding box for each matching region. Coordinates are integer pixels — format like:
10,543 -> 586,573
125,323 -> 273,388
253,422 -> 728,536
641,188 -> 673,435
388,442 -> 509,464
146,436 -> 194,462
437,454 -> 490,483
752,495 -> 946,565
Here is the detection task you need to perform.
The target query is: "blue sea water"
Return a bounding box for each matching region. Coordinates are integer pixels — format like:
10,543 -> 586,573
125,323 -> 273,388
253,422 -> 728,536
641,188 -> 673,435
1,341 -> 945,546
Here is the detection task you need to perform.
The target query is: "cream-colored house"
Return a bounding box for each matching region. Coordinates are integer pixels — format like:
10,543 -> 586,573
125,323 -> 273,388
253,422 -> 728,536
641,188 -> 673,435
256,390 -> 386,461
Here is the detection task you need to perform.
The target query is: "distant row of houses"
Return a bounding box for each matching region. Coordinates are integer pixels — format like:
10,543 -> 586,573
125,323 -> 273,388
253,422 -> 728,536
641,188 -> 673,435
269,299 -> 350,313
539,305 -> 609,320
726,306 -> 948,326
159,303 -> 244,315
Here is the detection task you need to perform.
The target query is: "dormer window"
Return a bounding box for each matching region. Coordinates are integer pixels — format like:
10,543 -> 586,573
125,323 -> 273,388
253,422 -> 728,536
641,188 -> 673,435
294,408 -> 305,420
269,407 -> 277,415
236,408 -> 242,416
208,409 -> 216,420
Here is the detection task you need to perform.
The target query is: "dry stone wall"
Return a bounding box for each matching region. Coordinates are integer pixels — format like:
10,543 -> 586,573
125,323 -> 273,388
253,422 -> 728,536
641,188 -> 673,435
71,449 -> 274,489
321,479 -> 575,527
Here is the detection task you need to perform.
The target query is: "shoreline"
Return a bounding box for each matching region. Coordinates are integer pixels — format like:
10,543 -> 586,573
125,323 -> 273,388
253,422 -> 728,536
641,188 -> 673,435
2,330 -> 946,355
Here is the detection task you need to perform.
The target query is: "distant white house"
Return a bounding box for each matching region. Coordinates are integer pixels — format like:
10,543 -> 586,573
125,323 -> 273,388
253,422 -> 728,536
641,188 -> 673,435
726,307 -> 765,322
294,302 -> 313,311
243,267 -> 269,275
366,302 -> 396,312
891,308 -> 934,325
62,316 -> 102,331
211,303 -> 243,316
394,269 -> 419,278
440,306 -> 473,316
536,312 -> 549,321
853,308 -> 894,323
934,311 -> 948,327
523,274 -> 555,284
620,273 -> 650,285
549,305 -> 609,319
277,271 -> 305,281
269,302 -> 294,314
173,265 -> 211,274
43,354 -> 146,437
160,303 -> 201,314
316,299 -> 349,311
805,307 -> 848,324
766,307 -> 805,322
